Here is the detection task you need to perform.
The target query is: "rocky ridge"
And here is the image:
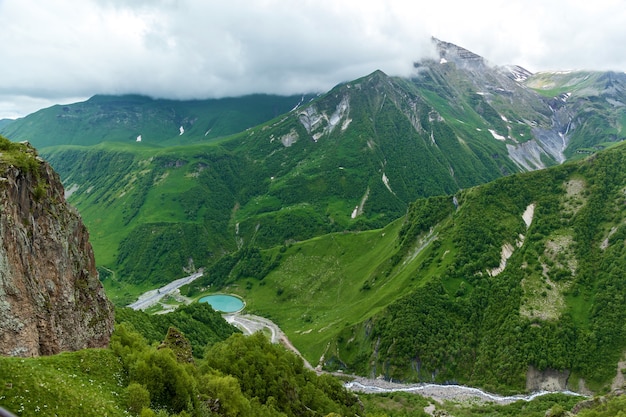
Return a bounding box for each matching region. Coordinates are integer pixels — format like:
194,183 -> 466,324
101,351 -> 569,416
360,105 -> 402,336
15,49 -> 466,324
0,139 -> 113,356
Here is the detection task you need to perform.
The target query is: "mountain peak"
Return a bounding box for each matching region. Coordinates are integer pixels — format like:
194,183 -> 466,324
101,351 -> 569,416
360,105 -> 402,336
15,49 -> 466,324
431,37 -> 485,67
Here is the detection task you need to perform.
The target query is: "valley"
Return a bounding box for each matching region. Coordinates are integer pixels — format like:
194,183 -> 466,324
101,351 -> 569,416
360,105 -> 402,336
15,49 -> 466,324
151,293 -> 592,405
2,37 -> 626,416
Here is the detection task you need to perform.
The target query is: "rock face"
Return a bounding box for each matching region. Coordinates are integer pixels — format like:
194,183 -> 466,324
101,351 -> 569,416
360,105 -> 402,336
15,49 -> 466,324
0,141 -> 114,356
526,365 -> 570,392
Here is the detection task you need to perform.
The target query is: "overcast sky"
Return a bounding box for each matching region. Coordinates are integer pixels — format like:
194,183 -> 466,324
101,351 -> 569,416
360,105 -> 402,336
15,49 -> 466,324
1,0 -> 625,119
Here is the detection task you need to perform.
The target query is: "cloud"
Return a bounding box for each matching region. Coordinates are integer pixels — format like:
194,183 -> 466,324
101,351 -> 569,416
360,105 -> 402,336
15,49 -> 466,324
1,0 -> 625,118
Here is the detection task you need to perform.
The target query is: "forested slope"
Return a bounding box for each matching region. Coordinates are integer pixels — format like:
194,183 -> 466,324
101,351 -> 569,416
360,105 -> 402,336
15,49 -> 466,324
328,143 -> 626,393
11,41 -> 625,299
199,142 -> 626,395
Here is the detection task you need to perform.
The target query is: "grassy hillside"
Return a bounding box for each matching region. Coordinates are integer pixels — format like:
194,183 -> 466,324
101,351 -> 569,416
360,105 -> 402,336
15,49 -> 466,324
189,142 -> 626,394
39,66 -> 549,297
0,304 -> 362,417
0,94 -> 311,148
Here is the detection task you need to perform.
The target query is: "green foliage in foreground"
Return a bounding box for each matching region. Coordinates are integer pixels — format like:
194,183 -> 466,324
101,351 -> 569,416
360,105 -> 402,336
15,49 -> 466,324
111,325 -> 363,417
441,394 -> 582,417
1,333 -> 622,417
577,394 -> 626,416
0,324 -> 362,416
0,349 -> 126,416
0,135 -> 42,174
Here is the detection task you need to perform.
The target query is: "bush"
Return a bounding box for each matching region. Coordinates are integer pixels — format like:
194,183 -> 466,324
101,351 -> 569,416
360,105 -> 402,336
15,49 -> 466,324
126,382 -> 151,415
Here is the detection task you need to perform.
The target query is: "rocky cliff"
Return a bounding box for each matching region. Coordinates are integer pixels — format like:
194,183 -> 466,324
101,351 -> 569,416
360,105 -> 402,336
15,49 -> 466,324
0,138 -> 113,356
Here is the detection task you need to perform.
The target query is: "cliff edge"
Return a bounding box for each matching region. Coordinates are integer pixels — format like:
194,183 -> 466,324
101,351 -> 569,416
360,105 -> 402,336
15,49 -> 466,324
0,137 -> 113,356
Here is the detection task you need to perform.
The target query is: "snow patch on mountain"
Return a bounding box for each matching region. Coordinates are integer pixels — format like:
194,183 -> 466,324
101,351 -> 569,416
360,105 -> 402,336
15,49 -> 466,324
501,65 -> 533,83
488,243 -> 516,277
489,129 -> 506,141
351,187 -> 370,218
522,203 -> 535,228
489,205 -> 533,277
382,173 -> 394,194
290,95 -> 306,112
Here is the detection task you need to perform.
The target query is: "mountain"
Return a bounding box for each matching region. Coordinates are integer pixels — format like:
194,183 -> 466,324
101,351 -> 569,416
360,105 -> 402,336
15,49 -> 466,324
0,93 -> 312,148
0,136 -> 113,356
2,39 -> 626,415
526,69 -> 626,157
194,140 -> 626,394
2,39 -> 625,302
427,37 -> 626,169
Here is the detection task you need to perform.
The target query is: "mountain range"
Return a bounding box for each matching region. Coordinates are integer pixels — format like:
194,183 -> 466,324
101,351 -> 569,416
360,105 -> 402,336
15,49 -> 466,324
3,39 -> 625,299
2,38 -> 626,398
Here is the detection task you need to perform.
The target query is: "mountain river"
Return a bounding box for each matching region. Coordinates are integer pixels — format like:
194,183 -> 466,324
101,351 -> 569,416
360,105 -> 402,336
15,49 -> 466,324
343,376 -> 586,404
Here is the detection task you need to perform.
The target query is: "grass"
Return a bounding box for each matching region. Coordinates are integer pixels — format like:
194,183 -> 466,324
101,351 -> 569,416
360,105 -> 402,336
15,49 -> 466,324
0,349 -> 127,416
220,217 -> 441,365
101,269 -> 155,306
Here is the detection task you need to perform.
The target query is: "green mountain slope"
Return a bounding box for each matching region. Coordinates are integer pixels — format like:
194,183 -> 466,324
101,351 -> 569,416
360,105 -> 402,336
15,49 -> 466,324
4,40 -> 626,306
0,93 -> 311,147
38,63 -> 532,298
206,141 -> 626,394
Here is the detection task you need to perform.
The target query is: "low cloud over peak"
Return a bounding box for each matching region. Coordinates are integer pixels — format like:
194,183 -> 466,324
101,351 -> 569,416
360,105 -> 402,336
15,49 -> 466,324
1,0 -> 625,118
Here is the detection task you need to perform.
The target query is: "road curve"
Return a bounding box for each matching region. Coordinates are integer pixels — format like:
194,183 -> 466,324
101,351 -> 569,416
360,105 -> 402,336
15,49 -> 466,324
225,313 -> 315,370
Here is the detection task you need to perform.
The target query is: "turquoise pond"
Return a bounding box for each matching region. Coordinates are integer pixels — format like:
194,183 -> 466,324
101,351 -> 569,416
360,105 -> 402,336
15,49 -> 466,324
198,294 -> 245,313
